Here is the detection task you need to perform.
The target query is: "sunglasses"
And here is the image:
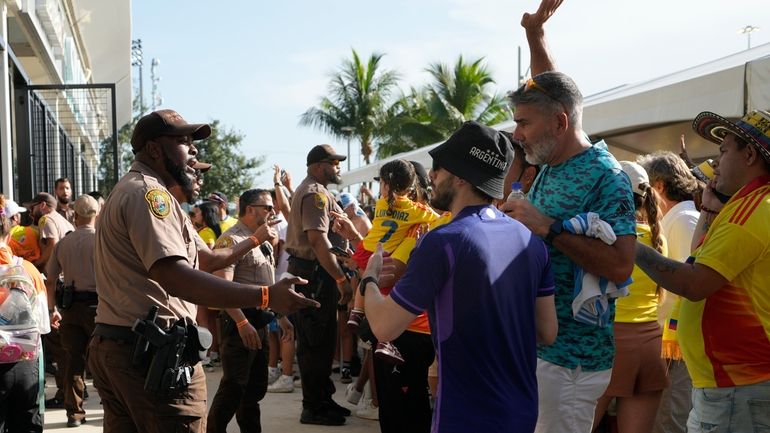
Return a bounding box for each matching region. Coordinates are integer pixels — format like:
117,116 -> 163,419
521,78 -> 567,112
249,204 -> 274,212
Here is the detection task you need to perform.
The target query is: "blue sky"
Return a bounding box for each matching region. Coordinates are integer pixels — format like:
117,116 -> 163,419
132,0 -> 769,188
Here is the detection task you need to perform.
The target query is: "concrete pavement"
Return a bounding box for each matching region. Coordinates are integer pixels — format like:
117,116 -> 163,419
43,367 -> 379,432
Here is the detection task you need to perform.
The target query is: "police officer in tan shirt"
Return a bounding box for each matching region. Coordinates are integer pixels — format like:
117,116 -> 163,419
45,194 -> 100,427
89,109 -> 318,433
25,191 -> 74,408
285,144 -> 354,426
208,188 -> 292,433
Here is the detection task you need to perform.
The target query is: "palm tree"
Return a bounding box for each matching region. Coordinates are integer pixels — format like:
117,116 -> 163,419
378,56 -> 509,158
300,50 -> 400,164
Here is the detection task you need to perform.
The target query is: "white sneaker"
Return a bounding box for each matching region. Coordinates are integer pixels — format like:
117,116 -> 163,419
355,398 -> 379,420
267,367 -> 280,385
346,383 -> 362,405
267,375 -> 294,393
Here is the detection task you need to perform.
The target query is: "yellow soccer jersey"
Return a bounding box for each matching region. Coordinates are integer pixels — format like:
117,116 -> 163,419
615,223 -> 667,323
682,176 -> 770,388
362,196 -> 438,254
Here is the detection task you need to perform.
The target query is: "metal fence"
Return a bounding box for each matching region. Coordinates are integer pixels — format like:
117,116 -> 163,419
15,83 -> 118,201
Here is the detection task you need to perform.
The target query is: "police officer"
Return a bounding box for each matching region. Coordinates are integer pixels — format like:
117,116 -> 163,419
285,144 -> 354,426
207,188 -> 291,433
25,191 -> 74,408
89,109 -> 318,433
44,194 -> 100,427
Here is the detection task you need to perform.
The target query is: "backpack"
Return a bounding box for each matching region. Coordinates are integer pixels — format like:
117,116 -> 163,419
0,257 -> 46,363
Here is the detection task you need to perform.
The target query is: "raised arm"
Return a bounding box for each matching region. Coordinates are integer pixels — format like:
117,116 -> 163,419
521,0 -> 563,76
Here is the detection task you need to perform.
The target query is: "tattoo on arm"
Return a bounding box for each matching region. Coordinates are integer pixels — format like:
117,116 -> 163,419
637,244 -> 682,275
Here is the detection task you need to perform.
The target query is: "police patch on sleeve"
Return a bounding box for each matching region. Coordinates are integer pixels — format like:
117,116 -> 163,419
214,235 -> 234,249
145,188 -> 172,219
314,193 -> 327,210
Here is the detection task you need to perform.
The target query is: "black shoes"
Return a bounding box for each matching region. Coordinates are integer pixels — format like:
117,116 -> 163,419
327,399 -> 352,417
300,408 -> 345,426
45,397 -> 64,409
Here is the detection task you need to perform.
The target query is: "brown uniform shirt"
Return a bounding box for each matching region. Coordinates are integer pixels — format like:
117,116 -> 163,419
58,206 -> 76,225
39,210 -> 75,242
46,225 -> 97,292
284,176 -> 346,261
94,161 -> 199,328
214,220 -> 275,286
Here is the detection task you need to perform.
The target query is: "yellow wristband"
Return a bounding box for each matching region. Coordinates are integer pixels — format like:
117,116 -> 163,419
236,319 -> 249,329
260,286 -> 270,310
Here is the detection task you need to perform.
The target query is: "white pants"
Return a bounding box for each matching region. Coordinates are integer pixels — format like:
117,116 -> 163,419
535,359 -> 612,433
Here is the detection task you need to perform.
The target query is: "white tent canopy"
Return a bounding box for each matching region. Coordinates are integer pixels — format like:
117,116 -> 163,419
337,43 -> 770,188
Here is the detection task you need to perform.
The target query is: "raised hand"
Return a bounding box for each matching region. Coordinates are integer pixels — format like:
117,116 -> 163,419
521,0 -> 563,31
267,276 -> 319,315
253,219 -> 281,245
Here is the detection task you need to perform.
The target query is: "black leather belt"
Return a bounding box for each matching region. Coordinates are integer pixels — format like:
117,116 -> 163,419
93,323 -> 137,343
73,291 -> 98,303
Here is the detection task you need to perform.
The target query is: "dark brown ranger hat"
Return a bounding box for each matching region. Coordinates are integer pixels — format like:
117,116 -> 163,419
306,144 -> 347,166
131,109 -> 212,153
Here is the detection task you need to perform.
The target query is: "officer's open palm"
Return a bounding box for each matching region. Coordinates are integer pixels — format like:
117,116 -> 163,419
237,322 -> 262,350
267,276 -> 320,315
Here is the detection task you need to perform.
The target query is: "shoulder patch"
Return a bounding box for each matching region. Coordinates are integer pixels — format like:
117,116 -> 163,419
145,188 -> 172,219
38,215 -> 48,229
214,235 -> 234,249
314,193 -> 327,210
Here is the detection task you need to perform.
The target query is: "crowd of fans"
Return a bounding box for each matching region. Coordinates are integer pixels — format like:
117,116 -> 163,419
1,1 -> 769,433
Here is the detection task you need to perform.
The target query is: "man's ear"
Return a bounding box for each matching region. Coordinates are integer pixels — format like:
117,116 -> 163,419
554,111 -> 569,135
521,166 -> 538,190
145,139 -> 163,159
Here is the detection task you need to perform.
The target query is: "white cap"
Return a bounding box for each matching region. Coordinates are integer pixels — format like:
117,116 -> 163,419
619,161 -> 650,196
4,199 -> 27,218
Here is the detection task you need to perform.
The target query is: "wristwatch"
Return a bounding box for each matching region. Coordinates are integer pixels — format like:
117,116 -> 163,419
359,276 -> 379,296
544,219 -> 563,244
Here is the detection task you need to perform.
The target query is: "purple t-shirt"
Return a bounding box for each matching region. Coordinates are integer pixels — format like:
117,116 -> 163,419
391,205 -> 554,433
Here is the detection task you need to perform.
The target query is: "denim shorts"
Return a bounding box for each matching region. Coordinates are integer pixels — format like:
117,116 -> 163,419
687,380 -> 770,433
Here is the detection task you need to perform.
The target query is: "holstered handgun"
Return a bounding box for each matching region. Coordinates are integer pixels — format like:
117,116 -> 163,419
132,307 -> 189,395
57,283 -> 75,311
131,306 -> 158,373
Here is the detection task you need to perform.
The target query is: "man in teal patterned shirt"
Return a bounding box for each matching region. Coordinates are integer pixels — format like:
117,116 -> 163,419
500,1 -> 636,432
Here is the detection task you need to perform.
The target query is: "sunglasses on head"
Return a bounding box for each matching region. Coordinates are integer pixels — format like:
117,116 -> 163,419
520,78 -> 568,112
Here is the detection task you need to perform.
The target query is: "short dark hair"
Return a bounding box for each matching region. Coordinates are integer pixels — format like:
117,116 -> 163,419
238,189 -> 271,217
55,177 -> 70,189
87,191 -> 104,200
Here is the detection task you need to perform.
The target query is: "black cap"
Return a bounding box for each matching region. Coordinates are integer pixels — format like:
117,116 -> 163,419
307,144 -> 347,166
428,121 -> 513,199
131,109 -> 212,153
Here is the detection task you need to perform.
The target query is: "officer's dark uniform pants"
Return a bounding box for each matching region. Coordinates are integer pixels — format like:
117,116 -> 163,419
60,301 -> 96,421
374,330 -> 435,433
207,319 -> 268,433
43,327 -> 67,401
288,260 -> 339,412
0,359 -> 43,432
87,335 -> 207,433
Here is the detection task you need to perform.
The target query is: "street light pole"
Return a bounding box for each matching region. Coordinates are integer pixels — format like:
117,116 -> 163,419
340,126 -> 355,191
739,25 -> 760,50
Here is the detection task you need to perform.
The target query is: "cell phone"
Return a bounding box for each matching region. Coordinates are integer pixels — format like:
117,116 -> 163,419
280,169 -> 287,181
329,246 -> 351,259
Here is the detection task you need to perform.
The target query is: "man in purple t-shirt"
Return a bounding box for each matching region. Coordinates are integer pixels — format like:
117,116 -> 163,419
355,121 -> 557,433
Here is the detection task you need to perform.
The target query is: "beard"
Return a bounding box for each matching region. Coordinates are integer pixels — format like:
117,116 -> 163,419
429,177 -> 454,212
524,128 -> 559,166
58,196 -> 71,205
162,148 -> 196,203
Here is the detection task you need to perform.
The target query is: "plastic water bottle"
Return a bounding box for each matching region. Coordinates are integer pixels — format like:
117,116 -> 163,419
0,289 -> 29,326
506,182 -> 526,201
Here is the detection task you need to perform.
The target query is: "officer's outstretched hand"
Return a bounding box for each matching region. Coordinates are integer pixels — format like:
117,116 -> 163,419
267,276 -> 320,315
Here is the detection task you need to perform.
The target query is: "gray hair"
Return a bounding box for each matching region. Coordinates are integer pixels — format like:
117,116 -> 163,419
637,151 -> 699,202
507,71 -> 584,127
